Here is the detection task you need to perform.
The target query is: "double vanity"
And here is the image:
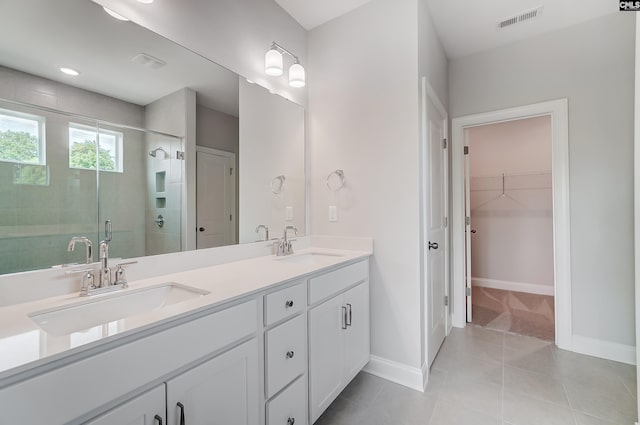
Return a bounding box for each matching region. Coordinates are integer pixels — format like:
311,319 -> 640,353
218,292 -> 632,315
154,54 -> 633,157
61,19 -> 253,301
0,242 -> 372,425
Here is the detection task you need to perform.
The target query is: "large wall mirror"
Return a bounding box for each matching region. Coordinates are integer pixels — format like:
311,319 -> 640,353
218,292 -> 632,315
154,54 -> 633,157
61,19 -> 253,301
0,0 -> 306,275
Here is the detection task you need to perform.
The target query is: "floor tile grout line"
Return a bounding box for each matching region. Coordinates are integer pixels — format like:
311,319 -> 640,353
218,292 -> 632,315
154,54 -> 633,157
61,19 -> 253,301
501,329 -> 505,423
617,374 -> 636,400
562,382 -> 579,425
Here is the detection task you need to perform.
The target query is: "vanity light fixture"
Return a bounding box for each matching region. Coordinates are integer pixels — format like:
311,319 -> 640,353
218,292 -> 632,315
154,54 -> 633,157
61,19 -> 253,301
60,67 -> 80,76
103,7 -> 129,21
136,0 -> 154,3
264,42 -> 305,88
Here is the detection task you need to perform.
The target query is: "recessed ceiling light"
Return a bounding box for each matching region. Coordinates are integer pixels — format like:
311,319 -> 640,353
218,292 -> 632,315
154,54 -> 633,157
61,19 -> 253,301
136,0 -> 154,3
103,7 -> 129,21
60,67 -> 80,76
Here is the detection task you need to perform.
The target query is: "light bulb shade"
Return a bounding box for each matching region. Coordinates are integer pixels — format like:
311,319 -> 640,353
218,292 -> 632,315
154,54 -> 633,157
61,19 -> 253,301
265,49 -> 283,76
289,63 -> 306,88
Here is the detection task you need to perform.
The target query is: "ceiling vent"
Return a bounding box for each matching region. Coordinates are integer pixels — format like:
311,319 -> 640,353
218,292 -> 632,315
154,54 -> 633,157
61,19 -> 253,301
131,53 -> 166,69
497,6 -> 543,30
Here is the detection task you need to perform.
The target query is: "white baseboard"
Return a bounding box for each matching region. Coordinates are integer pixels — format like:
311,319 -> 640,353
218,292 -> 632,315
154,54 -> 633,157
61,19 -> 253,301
472,277 -> 554,296
572,335 -> 636,365
363,355 -> 426,392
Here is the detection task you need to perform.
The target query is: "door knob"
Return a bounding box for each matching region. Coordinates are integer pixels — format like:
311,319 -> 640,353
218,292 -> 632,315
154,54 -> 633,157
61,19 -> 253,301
428,242 -> 439,250
198,227 -> 205,232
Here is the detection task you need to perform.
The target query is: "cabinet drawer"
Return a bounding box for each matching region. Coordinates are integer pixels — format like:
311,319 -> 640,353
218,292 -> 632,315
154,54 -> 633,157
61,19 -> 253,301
267,376 -> 307,425
308,260 -> 368,305
265,314 -> 306,398
265,281 -> 306,326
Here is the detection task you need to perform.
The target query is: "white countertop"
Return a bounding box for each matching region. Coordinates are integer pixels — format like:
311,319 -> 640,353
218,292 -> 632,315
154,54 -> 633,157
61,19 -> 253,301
0,247 -> 371,385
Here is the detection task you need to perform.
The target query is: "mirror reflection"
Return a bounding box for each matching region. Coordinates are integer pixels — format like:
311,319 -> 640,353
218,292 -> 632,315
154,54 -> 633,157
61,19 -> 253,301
0,0 -> 306,275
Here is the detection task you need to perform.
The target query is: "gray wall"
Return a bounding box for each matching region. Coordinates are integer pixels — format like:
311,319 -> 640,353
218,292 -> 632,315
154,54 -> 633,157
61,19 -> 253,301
309,0 -> 448,372
449,13 -> 636,346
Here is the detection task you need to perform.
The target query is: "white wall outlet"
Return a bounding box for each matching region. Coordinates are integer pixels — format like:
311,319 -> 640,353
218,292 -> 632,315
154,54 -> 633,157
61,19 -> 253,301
329,205 -> 338,222
285,206 -> 293,221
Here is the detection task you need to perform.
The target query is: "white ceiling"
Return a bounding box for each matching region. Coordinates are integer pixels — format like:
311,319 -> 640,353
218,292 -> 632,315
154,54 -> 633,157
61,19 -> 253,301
274,0 -> 374,30
426,0 -> 619,59
0,0 -> 239,116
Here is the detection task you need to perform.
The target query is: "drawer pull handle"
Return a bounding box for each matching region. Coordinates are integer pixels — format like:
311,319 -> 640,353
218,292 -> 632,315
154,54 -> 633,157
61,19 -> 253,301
286,350 -> 295,359
346,303 -> 352,327
287,418 -> 296,425
285,300 -> 294,308
177,402 -> 185,425
341,306 -> 347,329
154,415 -> 163,425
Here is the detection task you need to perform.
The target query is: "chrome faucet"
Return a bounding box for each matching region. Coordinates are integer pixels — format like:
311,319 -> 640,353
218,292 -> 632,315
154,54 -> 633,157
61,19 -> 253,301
98,220 -> 113,288
256,224 -> 269,241
67,236 -> 92,264
276,225 -> 298,256
66,221 -> 137,296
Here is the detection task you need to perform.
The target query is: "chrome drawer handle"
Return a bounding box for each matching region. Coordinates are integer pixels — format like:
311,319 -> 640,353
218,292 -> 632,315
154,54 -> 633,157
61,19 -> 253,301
285,300 -> 294,308
154,415 -> 163,425
346,303 -> 352,327
287,418 -> 295,425
341,306 -> 347,329
177,402 -> 185,425
286,350 -> 295,359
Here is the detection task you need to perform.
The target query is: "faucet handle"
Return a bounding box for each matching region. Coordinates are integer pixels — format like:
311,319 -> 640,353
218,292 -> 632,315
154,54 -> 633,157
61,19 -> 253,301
113,261 -> 137,287
65,268 -> 96,296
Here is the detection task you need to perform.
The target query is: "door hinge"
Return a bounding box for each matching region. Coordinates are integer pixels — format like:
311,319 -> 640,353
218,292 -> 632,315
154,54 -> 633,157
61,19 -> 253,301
465,216 -> 470,226
229,214 -> 232,221
464,146 -> 469,155
442,138 -> 447,149
443,217 -> 448,227
466,287 -> 472,297
444,295 -> 449,306
176,151 -> 185,160
230,167 -> 233,175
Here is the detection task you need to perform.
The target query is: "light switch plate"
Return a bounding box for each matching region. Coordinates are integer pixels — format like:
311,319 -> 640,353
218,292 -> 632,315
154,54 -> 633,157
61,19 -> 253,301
329,205 -> 338,222
285,206 -> 293,221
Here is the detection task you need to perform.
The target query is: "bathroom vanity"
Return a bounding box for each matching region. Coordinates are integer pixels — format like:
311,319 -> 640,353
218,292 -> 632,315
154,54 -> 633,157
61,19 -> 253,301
0,246 -> 371,425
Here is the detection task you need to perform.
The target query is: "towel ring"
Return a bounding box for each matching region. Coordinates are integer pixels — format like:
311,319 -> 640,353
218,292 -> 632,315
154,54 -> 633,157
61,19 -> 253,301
326,169 -> 345,191
270,175 -> 286,194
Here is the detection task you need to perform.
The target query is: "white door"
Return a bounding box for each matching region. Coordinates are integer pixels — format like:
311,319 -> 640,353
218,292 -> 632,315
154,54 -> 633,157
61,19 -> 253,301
85,385 -> 165,425
196,150 -> 235,249
464,143 -> 473,322
425,84 -> 448,366
166,339 -> 259,425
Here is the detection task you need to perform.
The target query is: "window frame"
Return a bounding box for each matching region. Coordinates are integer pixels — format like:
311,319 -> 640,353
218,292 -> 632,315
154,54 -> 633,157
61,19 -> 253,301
68,122 -> 124,173
0,108 -> 46,165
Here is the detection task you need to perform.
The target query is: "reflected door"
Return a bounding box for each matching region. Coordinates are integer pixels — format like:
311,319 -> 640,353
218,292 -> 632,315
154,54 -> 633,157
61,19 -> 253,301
196,149 -> 235,249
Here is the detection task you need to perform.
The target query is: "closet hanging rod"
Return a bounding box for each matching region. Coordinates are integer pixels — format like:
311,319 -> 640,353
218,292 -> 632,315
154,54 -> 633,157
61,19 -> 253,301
470,171 -> 552,179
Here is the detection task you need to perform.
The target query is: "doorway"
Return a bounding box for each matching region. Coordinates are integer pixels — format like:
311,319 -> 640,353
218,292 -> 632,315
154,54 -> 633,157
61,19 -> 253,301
196,146 -> 236,249
465,116 -> 554,340
451,99 -> 572,350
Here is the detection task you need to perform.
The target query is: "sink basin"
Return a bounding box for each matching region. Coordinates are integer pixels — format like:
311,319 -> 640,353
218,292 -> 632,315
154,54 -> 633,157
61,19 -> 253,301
29,283 -> 209,336
276,252 -> 344,265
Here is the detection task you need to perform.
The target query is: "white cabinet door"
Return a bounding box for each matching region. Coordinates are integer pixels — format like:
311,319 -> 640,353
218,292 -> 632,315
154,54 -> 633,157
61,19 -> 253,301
166,339 -> 259,425
343,282 -> 370,381
309,295 -> 344,423
85,385 -> 165,425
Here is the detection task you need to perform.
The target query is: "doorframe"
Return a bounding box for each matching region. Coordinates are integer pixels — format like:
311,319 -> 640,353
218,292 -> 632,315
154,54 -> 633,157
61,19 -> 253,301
451,99 -> 572,350
195,145 -> 237,246
420,77 -> 450,371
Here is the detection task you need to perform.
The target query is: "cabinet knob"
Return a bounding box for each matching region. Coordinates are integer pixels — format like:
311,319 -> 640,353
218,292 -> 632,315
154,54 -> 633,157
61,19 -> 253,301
287,418 -> 295,425
285,300 -> 294,308
286,350 -> 295,359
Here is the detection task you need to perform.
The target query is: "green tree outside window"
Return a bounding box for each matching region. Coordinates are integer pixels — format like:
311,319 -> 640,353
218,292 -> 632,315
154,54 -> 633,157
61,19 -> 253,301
0,130 -> 39,163
69,139 -> 115,171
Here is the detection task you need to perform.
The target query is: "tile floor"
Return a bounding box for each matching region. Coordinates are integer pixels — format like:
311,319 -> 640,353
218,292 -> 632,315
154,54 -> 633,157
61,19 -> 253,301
472,286 -> 555,341
315,326 -> 637,425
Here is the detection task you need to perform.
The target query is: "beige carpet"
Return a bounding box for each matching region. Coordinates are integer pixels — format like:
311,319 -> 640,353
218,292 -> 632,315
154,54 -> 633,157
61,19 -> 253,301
471,286 -> 555,341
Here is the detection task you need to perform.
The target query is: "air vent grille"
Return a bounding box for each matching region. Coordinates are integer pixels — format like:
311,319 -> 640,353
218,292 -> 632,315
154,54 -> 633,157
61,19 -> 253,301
497,6 -> 543,30
131,53 -> 166,69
